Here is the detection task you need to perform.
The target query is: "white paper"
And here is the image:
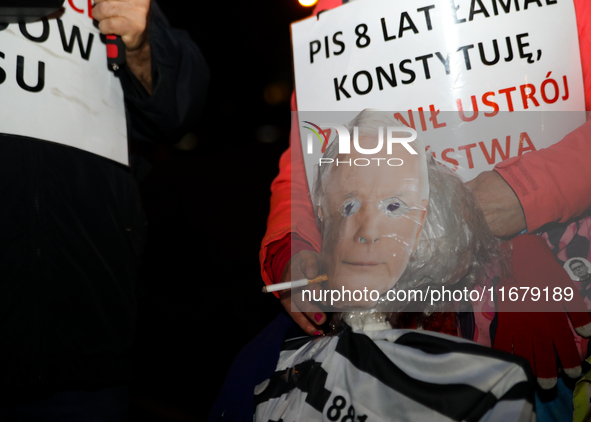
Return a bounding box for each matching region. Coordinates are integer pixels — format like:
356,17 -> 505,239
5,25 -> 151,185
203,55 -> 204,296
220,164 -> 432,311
292,0 -> 586,186
0,1 -> 128,165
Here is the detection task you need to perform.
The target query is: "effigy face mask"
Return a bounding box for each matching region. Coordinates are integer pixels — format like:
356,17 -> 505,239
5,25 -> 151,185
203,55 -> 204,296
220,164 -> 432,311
317,133 -> 429,309
290,109 -> 502,315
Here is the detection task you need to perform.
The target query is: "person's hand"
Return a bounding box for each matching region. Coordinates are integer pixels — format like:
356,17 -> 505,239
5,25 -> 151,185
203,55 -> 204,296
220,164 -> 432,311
93,0 -> 150,51
93,0 -> 153,93
280,250 -> 327,336
465,170 -> 526,238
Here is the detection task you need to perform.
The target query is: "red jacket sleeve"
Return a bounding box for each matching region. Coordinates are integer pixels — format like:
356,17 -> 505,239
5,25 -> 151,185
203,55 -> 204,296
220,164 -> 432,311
494,0 -> 591,232
259,93 -> 322,288
259,0 -> 342,287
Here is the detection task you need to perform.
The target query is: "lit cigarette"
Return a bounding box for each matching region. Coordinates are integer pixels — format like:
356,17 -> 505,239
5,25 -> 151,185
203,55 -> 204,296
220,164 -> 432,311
262,274 -> 328,293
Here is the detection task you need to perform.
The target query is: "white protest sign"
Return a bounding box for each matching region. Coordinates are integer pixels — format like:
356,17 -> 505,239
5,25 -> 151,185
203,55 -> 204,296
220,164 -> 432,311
292,0 -> 586,187
0,1 -> 128,165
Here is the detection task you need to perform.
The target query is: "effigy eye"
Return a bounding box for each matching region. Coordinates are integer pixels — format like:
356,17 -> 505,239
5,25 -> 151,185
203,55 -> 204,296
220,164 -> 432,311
387,203 -> 399,212
377,197 -> 410,218
339,198 -> 361,217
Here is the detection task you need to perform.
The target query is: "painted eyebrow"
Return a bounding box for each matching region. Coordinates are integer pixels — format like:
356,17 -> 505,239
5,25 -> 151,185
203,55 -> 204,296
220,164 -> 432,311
342,192 -> 412,200
379,195 -> 404,200
378,193 -> 412,201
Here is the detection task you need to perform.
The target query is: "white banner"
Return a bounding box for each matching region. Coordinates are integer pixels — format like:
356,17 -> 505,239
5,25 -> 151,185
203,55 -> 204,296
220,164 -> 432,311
292,0 -> 586,186
0,1 -> 128,165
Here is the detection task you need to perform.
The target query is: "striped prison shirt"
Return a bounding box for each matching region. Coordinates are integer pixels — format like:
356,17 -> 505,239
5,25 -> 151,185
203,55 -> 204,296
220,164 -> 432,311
254,325 -> 535,422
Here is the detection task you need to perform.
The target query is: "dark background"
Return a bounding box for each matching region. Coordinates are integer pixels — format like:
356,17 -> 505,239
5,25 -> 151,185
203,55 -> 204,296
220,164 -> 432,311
128,1 -> 314,420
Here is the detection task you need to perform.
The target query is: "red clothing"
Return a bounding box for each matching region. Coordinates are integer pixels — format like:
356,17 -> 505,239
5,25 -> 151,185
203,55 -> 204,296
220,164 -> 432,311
261,0 -> 591,287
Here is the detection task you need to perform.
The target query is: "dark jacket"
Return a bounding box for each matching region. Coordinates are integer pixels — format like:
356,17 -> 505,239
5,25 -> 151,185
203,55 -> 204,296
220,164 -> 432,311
0,2 -> 209,388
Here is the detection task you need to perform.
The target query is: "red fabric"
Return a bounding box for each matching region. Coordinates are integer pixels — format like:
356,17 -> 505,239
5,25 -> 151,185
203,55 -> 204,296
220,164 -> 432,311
259,94 -> 322,289
494,0 -> 591,232
493,234 -> 591,378
267,234 -> 292,287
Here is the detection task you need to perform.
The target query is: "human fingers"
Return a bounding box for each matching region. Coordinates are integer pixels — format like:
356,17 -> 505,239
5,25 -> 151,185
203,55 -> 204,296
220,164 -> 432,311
464,175 -> 481,191
299,250 -> 321,280
280,290 -> 324,336
93,0 -> 150,51
305,311 -> 326,327
282,250 -> 322,283
467,171 -> 526,238
291,313 -> 324,336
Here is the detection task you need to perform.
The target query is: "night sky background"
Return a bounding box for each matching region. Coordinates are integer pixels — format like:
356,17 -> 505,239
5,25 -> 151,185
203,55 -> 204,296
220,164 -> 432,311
128,1 -> 314,420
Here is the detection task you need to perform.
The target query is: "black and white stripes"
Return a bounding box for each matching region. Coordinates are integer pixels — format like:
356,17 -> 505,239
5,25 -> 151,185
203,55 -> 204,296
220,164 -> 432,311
255,326 -> 535,422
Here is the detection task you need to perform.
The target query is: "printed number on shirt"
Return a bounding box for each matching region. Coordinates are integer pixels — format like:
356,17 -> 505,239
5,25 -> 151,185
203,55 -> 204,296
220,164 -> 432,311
326,395 -> 367,422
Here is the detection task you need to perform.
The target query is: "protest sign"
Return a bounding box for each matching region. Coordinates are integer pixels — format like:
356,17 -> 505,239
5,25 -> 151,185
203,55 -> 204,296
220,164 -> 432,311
292,0 -> 585,186
0,1 -> 128,165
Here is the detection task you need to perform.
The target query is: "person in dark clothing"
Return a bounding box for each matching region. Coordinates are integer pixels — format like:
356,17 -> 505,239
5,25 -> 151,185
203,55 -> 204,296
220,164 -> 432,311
0,0 -> 209,419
